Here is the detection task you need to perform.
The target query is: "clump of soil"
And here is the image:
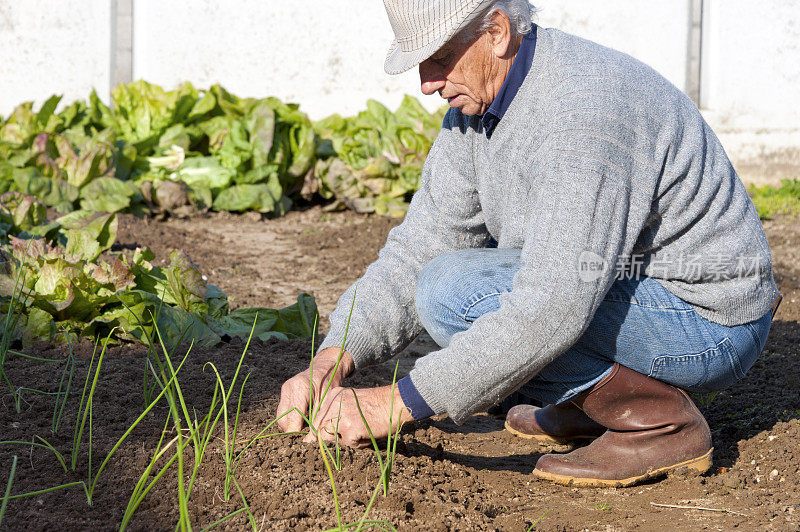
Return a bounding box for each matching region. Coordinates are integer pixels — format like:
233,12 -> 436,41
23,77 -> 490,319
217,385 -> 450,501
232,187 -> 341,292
0,208 -> 798,530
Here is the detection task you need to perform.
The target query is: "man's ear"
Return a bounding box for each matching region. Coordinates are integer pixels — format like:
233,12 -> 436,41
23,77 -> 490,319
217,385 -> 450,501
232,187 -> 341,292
488,11 -> 513,58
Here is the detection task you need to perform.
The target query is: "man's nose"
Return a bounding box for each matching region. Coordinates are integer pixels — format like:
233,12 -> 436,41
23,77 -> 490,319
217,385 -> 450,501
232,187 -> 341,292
419,61 -> 446,96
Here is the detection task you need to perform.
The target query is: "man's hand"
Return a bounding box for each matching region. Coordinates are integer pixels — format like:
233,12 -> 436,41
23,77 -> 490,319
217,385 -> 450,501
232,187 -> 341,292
276,346 -> 355,433
302,384 -> 412,448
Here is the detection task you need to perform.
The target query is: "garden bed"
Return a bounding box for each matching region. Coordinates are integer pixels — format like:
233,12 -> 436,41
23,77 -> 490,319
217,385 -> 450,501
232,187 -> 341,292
1,207 -> 799,530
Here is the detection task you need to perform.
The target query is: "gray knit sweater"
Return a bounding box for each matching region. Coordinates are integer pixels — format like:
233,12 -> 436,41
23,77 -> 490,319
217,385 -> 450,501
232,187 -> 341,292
318,26 -> 778,424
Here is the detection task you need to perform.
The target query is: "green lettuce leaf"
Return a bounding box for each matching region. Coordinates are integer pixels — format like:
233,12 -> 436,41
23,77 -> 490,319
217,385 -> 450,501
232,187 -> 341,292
79,176 -> 140,213
172,157 -> 235,191
12,167 -> 79,212
64,212 -> 117,261
212,180 -> 289,214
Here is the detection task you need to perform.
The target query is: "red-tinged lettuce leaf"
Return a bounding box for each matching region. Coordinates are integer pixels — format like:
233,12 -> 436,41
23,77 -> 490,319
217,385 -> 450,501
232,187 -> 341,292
61,140 -> 116,188
32,259 -> 79,306
0,191 -> 47,231
88,256 -> 136,292
8,235 -> 61,264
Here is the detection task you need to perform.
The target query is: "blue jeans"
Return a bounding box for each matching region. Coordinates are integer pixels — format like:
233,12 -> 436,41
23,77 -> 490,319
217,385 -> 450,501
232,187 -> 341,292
415,248 -> 772,405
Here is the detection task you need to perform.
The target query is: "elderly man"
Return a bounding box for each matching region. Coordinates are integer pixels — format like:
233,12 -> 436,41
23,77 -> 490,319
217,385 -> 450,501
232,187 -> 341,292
278,0 -> 781,487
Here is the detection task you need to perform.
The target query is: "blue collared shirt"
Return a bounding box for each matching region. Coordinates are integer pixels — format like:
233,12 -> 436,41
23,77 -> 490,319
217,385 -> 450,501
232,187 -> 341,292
481,27 -> 538,138
397,28 -> 539,421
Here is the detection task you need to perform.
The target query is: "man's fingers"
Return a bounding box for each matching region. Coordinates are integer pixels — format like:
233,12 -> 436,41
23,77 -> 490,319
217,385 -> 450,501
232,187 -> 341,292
277,378 -> 311,433
301,422 -> 338,444
277,406 -> 304,432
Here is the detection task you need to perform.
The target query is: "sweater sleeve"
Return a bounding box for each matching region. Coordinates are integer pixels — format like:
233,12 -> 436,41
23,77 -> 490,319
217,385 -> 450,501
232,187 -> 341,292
408,126 -> 648,424
317,111 -> 490,368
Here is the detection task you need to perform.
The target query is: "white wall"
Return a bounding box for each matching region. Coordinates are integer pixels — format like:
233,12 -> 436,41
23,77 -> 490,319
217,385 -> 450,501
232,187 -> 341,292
0,1 -> 111,117
534,0 -> 691,93
1,0 -> 798,184
700,0 -> 800,184
132,0 -> 441,119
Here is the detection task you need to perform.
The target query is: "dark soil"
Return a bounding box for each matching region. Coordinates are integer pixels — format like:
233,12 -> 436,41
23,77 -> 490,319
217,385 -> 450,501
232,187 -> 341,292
1,207 -> 798,531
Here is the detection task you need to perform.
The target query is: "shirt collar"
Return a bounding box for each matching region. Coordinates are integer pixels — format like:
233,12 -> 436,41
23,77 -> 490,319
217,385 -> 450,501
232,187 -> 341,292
481,26 -> 537,138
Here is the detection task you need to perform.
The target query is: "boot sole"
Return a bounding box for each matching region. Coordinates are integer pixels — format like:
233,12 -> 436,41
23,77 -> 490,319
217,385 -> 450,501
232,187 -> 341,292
531,448 -> 713,488
504,421 -> 600,445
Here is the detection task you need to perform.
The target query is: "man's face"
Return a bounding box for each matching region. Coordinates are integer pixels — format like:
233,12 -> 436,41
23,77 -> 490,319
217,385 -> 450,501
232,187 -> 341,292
419,33 -> 498,116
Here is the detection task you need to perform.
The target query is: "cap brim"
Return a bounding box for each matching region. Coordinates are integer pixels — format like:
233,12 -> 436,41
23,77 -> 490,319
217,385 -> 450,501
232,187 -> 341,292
384,34 -> 452,75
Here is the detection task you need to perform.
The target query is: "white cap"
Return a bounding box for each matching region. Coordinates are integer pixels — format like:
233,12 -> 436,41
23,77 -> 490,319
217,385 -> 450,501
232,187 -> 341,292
382,0 -> 493,74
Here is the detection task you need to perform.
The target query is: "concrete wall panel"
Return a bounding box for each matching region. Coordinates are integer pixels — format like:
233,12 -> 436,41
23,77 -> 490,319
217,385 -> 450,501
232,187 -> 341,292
700,0 -> 800,183
132,0 -> 441,119
0,1 -> 111,117
534,0 -> 691,93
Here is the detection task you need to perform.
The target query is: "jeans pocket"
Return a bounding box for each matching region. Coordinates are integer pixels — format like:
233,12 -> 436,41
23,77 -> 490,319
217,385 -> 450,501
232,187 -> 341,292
648,338 -> 741,392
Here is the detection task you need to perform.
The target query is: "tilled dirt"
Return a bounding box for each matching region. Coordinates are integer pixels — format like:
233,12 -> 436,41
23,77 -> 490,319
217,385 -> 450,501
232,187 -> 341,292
0,207 -> 798,531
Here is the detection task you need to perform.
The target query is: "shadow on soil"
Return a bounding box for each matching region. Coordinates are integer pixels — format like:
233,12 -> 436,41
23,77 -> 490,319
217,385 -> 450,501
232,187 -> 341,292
698,319 -> 800,468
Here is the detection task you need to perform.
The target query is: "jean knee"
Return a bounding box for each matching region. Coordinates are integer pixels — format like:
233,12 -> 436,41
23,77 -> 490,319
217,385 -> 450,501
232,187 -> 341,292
416,252 -> 461,343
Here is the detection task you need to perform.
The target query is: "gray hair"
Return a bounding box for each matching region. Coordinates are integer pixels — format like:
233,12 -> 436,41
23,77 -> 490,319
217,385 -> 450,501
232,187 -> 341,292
455,1 -> 537,43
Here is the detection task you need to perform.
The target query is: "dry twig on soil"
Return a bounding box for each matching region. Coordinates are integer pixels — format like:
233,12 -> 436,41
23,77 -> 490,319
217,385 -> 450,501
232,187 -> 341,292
650,502 -> 749,517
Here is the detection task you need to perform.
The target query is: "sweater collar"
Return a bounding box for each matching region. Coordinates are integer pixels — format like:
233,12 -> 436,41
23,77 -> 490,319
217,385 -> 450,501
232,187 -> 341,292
481,26 -> 538,138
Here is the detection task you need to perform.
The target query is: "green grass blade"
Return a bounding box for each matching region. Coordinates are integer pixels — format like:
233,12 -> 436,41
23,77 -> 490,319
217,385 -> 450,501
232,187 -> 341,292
225,372 -> 251,495
7,351 -> 61,363
325,520 -> 396,532
14,387 -> 65,413
334,397 -> 343,471
317,430 -> 342,530
73,330 -> 114,477
120,413 -> 174,530
52,336 -> 76,433
153,325 -> 197,443
0,439 -> 67,472
205,362 -> 232,500
527,508 -> 550,530
307,312 -> 319,422
349,390 -> 384,475
0,456 -> 18,527
231,476 -> 257,532
121,433 -> 191,531
88,350 -> 191,498
183,380 -> 222,503
381,362 -> 402,494
71,338 -> 100,470
34,436 -> 68,472
354,474 -> 385,532
199,508 -> 249,532
313,286 -> 357,423
88,400 -> 93,485
5,481 -> 90,504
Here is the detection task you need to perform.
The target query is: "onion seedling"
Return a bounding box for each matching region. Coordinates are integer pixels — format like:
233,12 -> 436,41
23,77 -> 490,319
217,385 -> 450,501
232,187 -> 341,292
51,332 -> 75,433
0,456 -> 18,527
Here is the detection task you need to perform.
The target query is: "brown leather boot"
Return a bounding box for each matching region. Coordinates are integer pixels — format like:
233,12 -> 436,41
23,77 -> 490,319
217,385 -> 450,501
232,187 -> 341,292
533,364 -> 713,487
505,402 -> 605,445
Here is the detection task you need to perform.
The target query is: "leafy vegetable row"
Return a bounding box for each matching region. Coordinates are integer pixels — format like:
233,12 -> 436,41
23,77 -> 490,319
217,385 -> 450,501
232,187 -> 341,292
0,82 -> 446,219
0,194 -> 317,347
